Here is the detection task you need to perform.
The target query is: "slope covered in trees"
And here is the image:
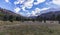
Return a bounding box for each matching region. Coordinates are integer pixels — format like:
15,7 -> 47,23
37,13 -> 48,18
0,7 -> 60,23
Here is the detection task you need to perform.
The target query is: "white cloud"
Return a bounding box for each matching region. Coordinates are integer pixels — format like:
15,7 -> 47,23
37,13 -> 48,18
31,8 -> 41,16
17,0 -> 25,4
52,0 -> 60,5
47,0 -> 60,6
21,6 -> 26,11
26,12 -> 31,17
14,1 -> 19,5
30,7 -> 50,16
41,7 -> 50,11
5,0 -> 9,3
34,8 -> 41,13
46,0 -> 60,11
14,7 -> 21,13
23,8 -> 39,17
40,7 -> 50,13
14,0 -> 25,4
14,0 -> 34,11
23,0 -> 34,9
21,5 -> 27,11
31,11 -> 39,16
34,0 -> 45,5
24,2 -> 33,9
26,0 -> 34,3
13,0 -> 51,17
32,11 -> 36,16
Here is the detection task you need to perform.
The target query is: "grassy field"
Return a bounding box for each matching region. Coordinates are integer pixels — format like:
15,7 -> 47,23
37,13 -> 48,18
0,21 -> 60,35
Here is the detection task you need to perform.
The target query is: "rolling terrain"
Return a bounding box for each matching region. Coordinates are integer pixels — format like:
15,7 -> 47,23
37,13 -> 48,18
0,8 -> 60,35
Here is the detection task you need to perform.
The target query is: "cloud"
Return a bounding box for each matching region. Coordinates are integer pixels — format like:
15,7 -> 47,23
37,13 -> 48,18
46,0 -> 60,6
14,1 -> 19,5
23,2 -> 33,9
13,0 -> 52,17
45,0 -> 60,11
29,7 -> 50,16
14,7 -> 21,13
26,0 -> 34,3
21,6 -> 26,11
23,0 -> 34,9
40,7 -> 51,13
17,0 -> 25,4
18,0 -> 34,11
34,0 -> 45,5
26,12 -> 31,17
34,8 -> 41,13
41,7 -> 50,11
14,0 -> 34,11
31,8 -> 41,16
52,0 -> 60,5
14,0 -> 25,4
5,0 -> 9,3
24,8 -> 41,17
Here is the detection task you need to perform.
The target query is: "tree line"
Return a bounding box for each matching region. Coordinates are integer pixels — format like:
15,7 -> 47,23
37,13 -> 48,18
1,14 -> 60,24
0,8 -> 60,23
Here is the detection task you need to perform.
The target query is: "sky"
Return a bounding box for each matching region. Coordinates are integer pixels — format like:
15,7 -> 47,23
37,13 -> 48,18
0,0 -> 60,17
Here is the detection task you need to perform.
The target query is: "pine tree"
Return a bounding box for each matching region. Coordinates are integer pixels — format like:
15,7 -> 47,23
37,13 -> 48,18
8,15 -> 13,22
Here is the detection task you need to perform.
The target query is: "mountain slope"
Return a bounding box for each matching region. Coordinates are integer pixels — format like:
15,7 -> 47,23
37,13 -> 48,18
37,11 -> 60,20
0,8 -> 20,16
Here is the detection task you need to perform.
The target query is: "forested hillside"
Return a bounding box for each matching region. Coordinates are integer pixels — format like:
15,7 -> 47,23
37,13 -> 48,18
0,7 -> 60,23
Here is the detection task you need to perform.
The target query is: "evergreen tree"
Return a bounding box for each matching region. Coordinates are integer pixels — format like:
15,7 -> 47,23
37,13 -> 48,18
56,15 -> 60,24
52,14 -> 55,20
3,15 -> 8,21
36,16 -> 42,22
43,16 -> 46,23
8,15 -> 13,22
16,16 -> 20,21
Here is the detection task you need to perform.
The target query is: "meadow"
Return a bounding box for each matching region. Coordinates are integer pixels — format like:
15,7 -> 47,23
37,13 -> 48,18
0,21 -> 60,35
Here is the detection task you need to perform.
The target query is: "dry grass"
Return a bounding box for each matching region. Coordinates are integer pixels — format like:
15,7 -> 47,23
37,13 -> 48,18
0,21 -> 60,35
